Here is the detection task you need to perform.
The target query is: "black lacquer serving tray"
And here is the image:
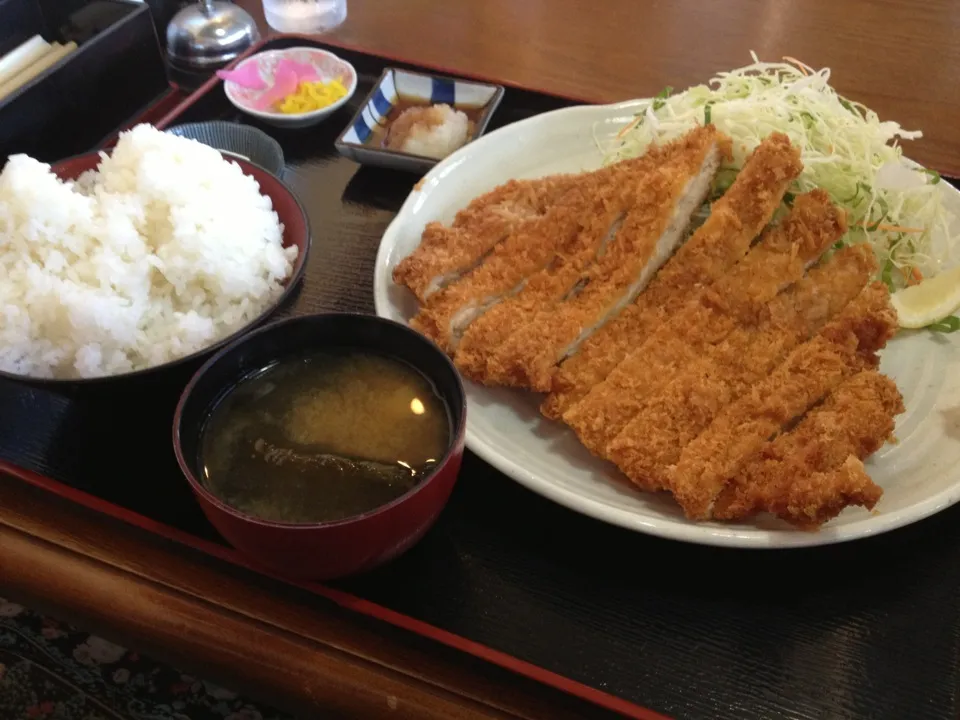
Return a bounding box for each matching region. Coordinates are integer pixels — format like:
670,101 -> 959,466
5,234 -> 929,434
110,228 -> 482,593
2,35 -> 960,720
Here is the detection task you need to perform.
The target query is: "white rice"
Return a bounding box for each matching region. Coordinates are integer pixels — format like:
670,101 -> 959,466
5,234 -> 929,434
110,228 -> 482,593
0,124 -> 297,379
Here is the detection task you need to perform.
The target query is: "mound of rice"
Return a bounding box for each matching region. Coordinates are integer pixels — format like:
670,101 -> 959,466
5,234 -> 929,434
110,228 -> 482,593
0,124 -> 297,379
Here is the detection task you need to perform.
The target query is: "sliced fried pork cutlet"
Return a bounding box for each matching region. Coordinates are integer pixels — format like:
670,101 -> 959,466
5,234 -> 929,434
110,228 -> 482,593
541,132 -> 803,419
774,456 -> 883,529
410,142 -> 683,354
453,176 -> 633,378
565,189 -> 845,456
667,281 -> 898,520
393,174 -> 579,302
409,190 -> 584,354
714,371 -> 904,528
477,125 -> 726,390
607,244 -> 877,491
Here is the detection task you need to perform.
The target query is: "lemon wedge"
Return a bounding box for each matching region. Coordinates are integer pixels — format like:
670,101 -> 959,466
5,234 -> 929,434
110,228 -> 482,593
890,265 -> 960,329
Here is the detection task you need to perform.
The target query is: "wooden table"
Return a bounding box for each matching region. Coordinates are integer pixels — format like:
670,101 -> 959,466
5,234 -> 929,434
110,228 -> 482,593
2,2 -> 959,718
289,0 -> 960,177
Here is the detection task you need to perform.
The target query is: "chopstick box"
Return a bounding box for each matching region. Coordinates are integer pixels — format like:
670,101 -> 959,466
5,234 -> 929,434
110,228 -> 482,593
0,0 -> 170,163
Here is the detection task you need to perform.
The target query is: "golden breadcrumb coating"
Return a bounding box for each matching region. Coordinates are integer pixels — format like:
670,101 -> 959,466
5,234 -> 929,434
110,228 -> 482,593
607,244 -> 877,494
409,149 -> 680,354
565,189 -> 846,457
713,371 -> 904,527
393,174 -> 580,302
767,456 -> 883,529
541,132 -> 802,419
482,126 -> 724,390
669,282 -> 897,520
452,145 -> 680,379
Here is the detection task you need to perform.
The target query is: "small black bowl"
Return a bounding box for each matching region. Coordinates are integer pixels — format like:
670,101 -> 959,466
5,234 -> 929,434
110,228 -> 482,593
166,121 -> 285,177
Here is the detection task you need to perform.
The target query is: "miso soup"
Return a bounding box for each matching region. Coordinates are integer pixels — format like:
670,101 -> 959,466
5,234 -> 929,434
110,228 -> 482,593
199,349 -> 451,524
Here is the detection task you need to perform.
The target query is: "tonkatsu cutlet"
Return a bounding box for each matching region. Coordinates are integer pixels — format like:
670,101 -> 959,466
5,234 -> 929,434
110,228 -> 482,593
391,117 -> 910,529
452,173 -> 636,378
565,189 -> 844,457
669,282 -> 898,520
408,186 -> 584,355
606,243 -> 876,493
769,456 -> 882,530
408,135 -> 693,354
393,173 -> 580,302
541,132 -> 803,420
478,125 -> 726,390
714,371 -> 904,528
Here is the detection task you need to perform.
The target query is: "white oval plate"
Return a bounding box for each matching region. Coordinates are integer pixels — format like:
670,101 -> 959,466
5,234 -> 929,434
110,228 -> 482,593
374,100 -> 960,548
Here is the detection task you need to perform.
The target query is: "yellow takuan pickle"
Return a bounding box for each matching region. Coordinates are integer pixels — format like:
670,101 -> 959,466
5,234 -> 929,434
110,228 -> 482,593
275,79 -> 349,114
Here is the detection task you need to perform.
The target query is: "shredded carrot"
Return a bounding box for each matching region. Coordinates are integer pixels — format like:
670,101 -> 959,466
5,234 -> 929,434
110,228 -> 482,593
858,222 -> 925,233
782,56 -> 809,76
617,116 -> 642,139
907,267 -> 924,285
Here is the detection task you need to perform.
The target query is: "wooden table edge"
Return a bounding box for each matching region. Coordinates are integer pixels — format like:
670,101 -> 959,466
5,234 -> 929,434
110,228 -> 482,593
0,474 -> 650,720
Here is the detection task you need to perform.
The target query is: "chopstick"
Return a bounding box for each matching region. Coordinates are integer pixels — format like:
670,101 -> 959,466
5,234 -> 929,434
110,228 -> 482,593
0,35 -> 51,86
0,40 -> 77,102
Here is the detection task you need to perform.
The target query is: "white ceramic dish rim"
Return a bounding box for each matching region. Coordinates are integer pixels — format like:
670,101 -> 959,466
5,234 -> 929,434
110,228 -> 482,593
223,47 -> 358,122
373,98 -> 960,549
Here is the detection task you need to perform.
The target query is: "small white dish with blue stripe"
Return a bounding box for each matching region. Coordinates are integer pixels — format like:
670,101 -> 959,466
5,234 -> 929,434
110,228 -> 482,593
335,68 -> 504,173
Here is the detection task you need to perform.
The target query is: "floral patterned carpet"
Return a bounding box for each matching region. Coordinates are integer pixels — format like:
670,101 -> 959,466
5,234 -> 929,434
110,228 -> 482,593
0,598 -> 292,720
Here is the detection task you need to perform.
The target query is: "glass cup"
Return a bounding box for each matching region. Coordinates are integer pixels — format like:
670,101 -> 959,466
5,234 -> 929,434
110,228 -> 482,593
261,0 -> 347,34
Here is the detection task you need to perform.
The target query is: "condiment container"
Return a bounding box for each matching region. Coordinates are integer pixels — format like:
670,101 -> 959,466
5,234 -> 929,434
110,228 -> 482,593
166,0 -> 260,87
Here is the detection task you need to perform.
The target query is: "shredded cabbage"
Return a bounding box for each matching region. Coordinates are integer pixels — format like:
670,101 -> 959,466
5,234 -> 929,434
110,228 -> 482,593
601,53 -> 958,289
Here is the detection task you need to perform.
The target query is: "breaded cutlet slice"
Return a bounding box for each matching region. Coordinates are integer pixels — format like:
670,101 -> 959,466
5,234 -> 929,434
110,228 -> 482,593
541,132 -> 802,420
453,173 -> 637,379
668,282 -> 898,520
606,243 -> 877,493
393,173 -> 580,302
714,370 -> 904,528
409,148 -> 676,355
409,190 -> 585,355
768,455 -> 882,530
564,189 -> 844,457
479,125 -> 726,390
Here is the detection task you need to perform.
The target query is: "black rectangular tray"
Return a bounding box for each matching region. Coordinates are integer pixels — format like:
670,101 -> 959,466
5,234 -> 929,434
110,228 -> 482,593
0,0 -> 171,163
3,35 -> 960,720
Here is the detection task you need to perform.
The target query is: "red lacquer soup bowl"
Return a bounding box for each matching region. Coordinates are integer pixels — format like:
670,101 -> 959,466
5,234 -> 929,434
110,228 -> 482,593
173,313 -> 466,580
